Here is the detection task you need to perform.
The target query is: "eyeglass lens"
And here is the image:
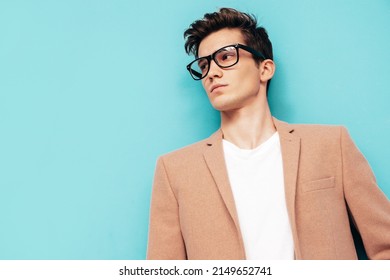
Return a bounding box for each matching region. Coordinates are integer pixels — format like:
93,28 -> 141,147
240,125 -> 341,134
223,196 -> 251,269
189,46 -> 238,79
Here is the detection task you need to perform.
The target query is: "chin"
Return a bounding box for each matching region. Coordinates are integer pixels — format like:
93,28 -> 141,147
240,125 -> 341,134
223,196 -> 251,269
208,94 -> 243,111
210,102 -> 237,112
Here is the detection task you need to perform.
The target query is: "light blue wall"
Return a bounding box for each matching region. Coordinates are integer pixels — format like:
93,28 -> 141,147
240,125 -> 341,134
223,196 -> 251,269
0,0 -> 389,259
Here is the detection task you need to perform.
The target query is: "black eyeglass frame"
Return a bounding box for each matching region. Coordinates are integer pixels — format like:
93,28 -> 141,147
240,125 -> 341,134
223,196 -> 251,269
186,43 -> 266,80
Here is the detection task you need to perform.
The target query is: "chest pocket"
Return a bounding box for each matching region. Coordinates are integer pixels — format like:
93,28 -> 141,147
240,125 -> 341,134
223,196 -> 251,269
302,177 -> 335,192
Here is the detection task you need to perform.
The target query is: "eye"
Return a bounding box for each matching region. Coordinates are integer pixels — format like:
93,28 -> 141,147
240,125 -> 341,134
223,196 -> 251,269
221,53 -> 234,61
198,60 -> 208,72
216,48 -> 237,64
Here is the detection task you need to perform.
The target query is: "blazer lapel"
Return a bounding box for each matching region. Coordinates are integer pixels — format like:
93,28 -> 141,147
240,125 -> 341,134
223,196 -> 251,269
202,130 -> 245,252
273,117 -> 302,258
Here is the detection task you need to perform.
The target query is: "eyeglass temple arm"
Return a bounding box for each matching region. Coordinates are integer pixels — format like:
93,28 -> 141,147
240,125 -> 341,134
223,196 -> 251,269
237,44 -> 266,60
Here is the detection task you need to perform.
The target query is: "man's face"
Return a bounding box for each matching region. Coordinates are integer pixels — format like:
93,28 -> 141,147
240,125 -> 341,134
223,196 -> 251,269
198,28 -> 264,112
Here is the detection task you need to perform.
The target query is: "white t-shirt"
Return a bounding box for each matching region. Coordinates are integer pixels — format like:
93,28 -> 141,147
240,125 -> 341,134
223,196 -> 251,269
222,132 -> 294,259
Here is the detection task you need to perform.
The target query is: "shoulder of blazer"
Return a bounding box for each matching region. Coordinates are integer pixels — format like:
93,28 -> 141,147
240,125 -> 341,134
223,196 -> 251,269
159,129 -> 223,162
274,117 -> 345,141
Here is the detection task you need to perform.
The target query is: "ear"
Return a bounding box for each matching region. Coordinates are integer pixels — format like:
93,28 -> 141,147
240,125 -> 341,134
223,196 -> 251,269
259,59 -> 275,83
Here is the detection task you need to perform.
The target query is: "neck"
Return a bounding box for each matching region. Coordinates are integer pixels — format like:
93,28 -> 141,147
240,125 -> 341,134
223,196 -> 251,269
220,96 -> 276,149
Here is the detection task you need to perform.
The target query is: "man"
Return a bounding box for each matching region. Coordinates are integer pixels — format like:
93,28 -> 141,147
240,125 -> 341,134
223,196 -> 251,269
147,8 -> 390,260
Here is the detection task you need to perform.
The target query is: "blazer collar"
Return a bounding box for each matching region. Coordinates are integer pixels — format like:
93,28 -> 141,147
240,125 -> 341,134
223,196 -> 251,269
204,117 -> 297,142
203,117 -> 302,259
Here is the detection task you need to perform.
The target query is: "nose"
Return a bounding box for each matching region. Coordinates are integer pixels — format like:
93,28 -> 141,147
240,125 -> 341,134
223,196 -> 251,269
206,59 -> 223,80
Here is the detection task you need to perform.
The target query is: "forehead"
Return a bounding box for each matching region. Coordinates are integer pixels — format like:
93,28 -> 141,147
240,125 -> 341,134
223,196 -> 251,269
198,28 -> 245,57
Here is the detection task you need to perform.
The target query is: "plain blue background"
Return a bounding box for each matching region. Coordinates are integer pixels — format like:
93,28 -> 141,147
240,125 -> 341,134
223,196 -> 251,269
0,0 -> 389,259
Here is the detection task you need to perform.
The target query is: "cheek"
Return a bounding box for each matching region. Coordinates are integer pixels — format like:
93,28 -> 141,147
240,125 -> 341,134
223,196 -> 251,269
234,73 -> 261,94
243,68 -> 261,86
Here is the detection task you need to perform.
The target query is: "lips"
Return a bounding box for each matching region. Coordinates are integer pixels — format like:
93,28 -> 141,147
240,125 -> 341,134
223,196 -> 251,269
210,84 -> 227,93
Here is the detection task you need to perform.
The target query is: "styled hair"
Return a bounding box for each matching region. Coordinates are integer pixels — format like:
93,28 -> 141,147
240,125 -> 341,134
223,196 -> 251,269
184,7 -> 273,64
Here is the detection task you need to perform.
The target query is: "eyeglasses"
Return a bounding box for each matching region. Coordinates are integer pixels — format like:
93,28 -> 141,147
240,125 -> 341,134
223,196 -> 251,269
186,43 -> 266,80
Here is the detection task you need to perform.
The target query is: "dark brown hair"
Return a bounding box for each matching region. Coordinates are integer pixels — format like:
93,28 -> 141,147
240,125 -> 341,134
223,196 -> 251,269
184,7 -> 273,64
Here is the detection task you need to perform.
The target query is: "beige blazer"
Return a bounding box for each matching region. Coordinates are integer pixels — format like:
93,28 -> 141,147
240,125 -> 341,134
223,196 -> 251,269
147,118 -> 390,259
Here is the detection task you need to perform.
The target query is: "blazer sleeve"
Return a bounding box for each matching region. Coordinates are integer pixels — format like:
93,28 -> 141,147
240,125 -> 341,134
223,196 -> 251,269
341,127 -> 390,259
147,157 -> 187,259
